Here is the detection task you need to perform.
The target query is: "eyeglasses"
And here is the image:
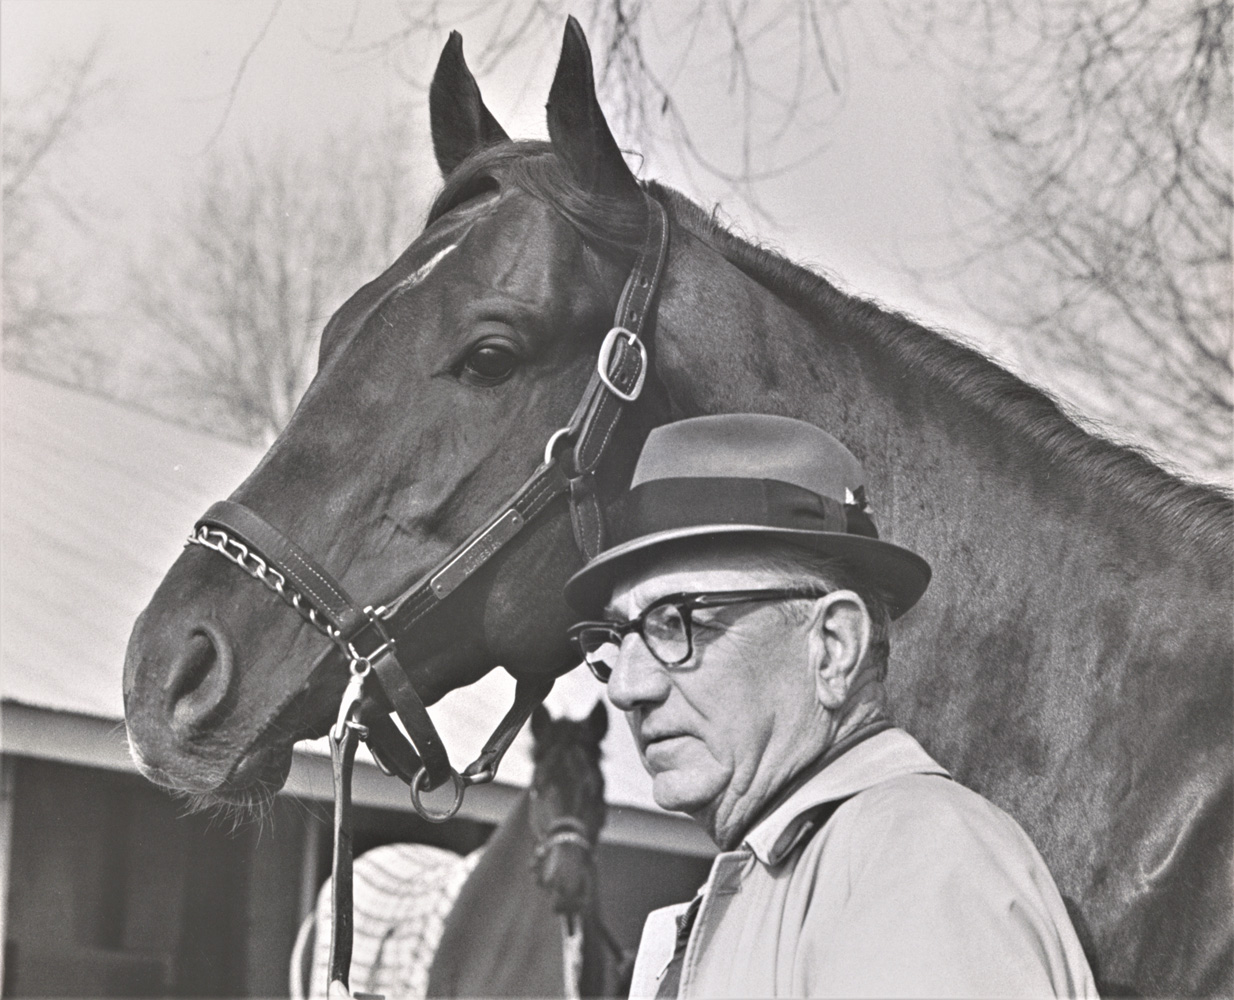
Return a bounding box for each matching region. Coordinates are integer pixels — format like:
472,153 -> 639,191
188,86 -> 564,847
568,588 -> 829,683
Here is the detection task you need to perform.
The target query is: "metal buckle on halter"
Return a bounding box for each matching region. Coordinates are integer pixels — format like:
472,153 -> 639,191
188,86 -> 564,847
596,326 -> 647,403
345,605 -> 393,671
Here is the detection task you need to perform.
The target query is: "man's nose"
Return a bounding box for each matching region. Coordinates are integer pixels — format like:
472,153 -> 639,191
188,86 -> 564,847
607,633 -> 671,711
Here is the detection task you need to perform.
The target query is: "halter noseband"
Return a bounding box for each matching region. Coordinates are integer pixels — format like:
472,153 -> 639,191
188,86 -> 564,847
187,195 -> 669,999
532,816 -> 596,866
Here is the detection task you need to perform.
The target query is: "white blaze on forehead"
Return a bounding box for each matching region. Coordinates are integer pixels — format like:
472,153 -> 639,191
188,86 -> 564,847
337,241 -> 463,344
393,242 -> 460,293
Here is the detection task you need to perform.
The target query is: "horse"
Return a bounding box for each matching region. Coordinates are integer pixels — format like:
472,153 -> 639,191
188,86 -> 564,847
294,701 -> 626,998
123,17 -> 1232,997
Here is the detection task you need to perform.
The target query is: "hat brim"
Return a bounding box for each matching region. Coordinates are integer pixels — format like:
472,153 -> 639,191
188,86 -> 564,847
564,524 -> 931,621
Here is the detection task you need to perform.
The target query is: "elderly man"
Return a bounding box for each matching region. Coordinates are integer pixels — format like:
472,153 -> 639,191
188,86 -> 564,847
563,414 -> 1096,999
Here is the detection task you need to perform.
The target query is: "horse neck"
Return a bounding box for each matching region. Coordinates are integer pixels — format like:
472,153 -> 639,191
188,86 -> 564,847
488,790 -> 539,863
654,218 -> 1232,802
657,218 -> 1231,599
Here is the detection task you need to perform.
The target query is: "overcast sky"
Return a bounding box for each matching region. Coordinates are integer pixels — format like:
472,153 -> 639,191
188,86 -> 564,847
5,0 -> 1203,474
1,1 -> 1000,338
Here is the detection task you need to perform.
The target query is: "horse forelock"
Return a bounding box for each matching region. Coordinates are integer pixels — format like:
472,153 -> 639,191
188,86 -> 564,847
645,181 -> 1232,561
429,140 -> 648,263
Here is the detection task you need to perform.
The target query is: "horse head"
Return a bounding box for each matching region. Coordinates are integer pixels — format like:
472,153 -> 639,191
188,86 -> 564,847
527,701 -> 609,917
122,19 -> 665,803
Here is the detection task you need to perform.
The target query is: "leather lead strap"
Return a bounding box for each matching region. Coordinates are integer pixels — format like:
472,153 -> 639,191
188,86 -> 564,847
327,720 -> 360,997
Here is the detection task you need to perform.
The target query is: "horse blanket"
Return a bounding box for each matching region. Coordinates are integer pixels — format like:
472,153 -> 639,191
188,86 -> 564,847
304,843 -> 483,999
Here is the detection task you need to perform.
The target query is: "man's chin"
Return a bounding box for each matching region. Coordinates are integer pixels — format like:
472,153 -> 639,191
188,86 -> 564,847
650,772 -> 721,818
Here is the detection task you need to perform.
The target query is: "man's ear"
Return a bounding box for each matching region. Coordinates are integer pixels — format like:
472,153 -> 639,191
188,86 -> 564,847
806,591 -> 872,710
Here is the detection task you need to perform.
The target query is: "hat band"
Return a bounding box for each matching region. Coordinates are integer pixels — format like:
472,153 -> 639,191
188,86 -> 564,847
615,477 -> 850,545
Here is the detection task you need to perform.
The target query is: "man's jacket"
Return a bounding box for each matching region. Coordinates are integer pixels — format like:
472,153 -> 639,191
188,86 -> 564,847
628,727 -> 1097,998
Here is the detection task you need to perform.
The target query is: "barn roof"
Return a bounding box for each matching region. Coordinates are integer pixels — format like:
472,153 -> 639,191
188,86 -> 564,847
0,370 -> 710,852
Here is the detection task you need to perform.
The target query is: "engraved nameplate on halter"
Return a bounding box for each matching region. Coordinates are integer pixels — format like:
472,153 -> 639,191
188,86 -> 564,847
430,510 -> 525,598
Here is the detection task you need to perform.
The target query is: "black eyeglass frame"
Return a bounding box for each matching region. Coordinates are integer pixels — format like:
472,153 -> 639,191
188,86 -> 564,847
568,587 -> 830,683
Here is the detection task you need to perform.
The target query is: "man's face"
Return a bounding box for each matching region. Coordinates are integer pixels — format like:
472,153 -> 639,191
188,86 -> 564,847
604,544 -> 831,839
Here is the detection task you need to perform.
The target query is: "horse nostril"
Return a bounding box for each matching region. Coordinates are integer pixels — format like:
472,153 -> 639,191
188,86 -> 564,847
165,627 -> 235,731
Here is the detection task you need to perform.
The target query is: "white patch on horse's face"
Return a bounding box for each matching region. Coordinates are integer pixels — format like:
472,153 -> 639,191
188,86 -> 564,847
395,243 -> 460,293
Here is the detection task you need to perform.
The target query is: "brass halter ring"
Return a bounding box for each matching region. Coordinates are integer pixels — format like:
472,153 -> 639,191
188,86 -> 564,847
410,765 -> 466,822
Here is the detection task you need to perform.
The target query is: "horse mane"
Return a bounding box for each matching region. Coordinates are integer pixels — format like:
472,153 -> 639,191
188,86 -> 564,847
429,145 -> 1232,559
646,181 -> 1232,561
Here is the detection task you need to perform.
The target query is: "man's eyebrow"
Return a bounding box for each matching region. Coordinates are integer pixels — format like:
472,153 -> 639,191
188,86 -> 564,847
603,591 -> 672,620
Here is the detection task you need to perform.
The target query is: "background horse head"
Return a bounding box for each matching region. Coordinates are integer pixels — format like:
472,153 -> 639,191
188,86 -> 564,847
125,16 -> 1231,996
527,702 -> 609,919
426,700 -> 623,999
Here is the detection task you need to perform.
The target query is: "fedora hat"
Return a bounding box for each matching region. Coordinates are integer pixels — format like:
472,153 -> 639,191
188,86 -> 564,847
563,414 -> 931,619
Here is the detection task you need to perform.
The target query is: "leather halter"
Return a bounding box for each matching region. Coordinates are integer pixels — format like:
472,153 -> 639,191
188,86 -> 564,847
187,195 -> 669,998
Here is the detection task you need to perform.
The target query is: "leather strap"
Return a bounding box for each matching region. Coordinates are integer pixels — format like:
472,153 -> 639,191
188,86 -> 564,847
368,647 -> 451,788
378,460 -> 572,636
461,675 -> 554,784
572,198 -> 669,476
328,717 -> 360,994
560,198 -> 670,557
198,500 -> 455,791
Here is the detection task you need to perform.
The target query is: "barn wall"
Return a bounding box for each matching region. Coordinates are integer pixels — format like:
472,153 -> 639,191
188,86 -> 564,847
0,756 -> 497,998
3,758 -> 251,996
0,708 -> 717,997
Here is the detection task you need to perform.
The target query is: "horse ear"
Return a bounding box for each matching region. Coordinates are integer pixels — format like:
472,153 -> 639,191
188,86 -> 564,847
530,703 -> 552,745
546,16 -> 641,200
429,31 -> 510,177
585,701 -> 609,745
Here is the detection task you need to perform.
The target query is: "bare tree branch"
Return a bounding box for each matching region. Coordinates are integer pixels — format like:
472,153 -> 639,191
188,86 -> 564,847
129,113 -> 424,444
200,0 -> 286,152
896,0 -> 1231,480
2,37 -> 112,386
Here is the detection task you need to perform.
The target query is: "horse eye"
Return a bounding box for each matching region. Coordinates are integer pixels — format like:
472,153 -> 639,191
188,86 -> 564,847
462,342 -> 519,384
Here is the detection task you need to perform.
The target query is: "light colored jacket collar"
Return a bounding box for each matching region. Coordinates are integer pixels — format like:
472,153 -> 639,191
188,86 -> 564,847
744,727 -> 950,866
